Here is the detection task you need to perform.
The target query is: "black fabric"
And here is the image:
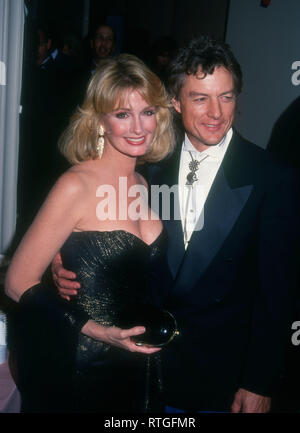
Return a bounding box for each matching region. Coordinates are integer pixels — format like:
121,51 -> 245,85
145,131 -> 300,411
14,229 -> 172,413
15,285 -> 81,412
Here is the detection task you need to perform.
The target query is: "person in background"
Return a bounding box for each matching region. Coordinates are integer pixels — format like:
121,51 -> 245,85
75,23 -> 116,106
149,36 -> 178,85
89,23 -> 115,74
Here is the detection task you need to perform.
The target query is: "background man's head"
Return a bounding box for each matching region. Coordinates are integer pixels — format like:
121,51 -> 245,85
90,23 -> 115,64
167,35 -> 243,151
36,26 -> 52,66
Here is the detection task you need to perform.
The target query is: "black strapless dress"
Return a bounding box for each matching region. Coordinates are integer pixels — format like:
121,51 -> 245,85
14,229 -> 171,413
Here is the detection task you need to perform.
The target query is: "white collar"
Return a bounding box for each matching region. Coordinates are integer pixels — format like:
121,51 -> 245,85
51,49 -> 59,60
40,55 -> 51,66
183,128 -> 233,160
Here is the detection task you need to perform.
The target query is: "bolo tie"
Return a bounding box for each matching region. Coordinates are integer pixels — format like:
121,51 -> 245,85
183,151 -> 209,247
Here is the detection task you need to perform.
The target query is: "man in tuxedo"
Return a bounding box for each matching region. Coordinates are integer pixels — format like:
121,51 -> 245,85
52,36 -> 299,412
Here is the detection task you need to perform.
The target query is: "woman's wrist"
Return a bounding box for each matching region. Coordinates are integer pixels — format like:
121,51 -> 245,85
81,319 -> 107,341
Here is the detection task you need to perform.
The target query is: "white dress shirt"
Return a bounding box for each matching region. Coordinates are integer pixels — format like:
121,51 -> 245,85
178,128 -> 233,248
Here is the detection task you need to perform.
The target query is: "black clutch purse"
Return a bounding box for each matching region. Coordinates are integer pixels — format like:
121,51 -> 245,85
116,302 -> 179,347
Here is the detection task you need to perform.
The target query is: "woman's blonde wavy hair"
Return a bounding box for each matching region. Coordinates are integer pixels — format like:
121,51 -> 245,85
59,54 -> 175,165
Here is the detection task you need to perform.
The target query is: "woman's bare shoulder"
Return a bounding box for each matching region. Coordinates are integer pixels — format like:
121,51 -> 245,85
33,168 -> 89,230
53,168 -> 87,198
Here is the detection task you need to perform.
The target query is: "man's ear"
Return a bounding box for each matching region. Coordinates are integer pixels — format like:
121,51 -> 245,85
171,97 -> 181,114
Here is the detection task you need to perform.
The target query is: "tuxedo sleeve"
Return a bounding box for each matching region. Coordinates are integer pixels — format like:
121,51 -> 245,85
240,166 -> 300,396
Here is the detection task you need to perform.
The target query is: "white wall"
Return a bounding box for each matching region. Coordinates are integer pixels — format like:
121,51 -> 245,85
0,0 -> 24,254
226,0 -> 300,148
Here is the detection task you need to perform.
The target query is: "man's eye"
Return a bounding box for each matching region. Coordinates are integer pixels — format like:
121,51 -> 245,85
221,95 -> 235,102
195,98 -> 206,103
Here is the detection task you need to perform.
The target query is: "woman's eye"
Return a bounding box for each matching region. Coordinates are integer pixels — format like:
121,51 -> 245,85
144,110 -> 156,116
115,112 -> 129,119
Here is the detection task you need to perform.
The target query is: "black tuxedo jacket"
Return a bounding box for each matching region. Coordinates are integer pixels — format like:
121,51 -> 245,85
145,130 -> 300,410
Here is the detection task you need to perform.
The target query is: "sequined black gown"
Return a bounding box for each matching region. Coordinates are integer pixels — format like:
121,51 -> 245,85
14,229 -> 170,413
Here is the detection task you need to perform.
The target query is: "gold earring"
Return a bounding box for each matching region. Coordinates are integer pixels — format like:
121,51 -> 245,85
96,125 -> 105,158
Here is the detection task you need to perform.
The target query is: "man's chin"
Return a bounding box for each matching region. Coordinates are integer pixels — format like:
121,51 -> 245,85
200,132 -> 229,147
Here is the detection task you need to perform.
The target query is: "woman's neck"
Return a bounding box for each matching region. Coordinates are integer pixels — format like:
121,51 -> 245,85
101,145 -> 137,178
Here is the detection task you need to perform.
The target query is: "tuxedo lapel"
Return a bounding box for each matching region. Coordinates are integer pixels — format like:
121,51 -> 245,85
147,145 -> 186,278
160,148 -> 186,278
173,133 -> 253,295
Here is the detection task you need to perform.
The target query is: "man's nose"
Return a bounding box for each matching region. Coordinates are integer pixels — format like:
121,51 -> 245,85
207,98 -> 222,119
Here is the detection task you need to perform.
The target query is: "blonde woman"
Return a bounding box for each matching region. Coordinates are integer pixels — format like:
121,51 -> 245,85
5,54 -> 174,412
